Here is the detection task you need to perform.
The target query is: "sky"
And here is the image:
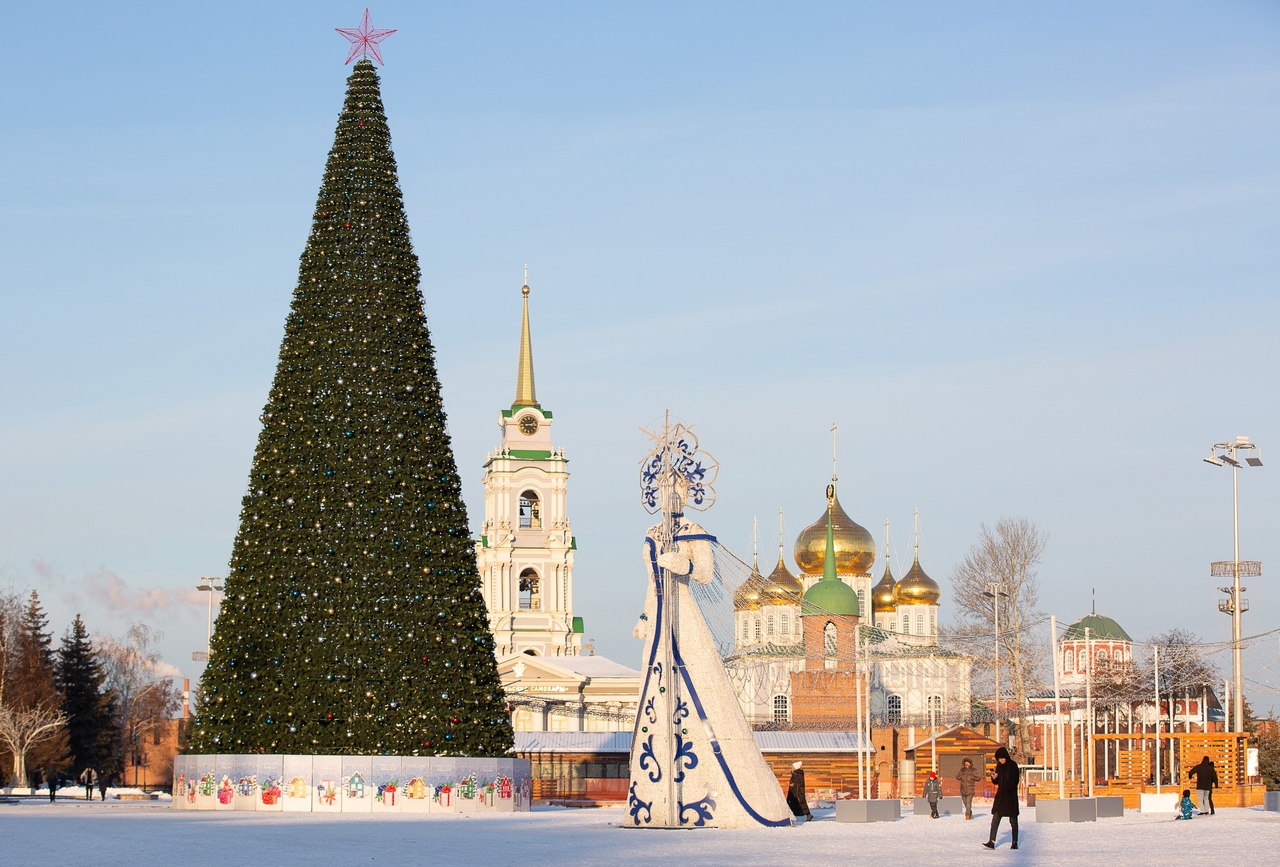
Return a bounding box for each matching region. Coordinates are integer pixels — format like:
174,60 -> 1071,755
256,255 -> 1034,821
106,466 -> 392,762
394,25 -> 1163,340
1,2 -> 1278,688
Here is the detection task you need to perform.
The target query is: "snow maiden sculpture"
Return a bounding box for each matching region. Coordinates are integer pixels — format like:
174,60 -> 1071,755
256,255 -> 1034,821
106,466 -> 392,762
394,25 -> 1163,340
628,419 -> 792,829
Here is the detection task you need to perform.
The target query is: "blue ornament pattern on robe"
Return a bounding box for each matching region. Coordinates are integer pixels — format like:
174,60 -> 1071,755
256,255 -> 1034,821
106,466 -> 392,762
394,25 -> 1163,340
673,732 -> 699,784
638,734 -> 661,783
679,791 -> 717,827
673,697 -> 689,725
628,782 -> 653,826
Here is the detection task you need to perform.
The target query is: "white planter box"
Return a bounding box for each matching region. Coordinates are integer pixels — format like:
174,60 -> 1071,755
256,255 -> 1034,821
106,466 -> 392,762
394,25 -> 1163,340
835,799 -> 901,823
1139,792 -> 1179,814
1036,798 -> 1096,823
912,796 -> 964,816
1095,796 -> 1124,818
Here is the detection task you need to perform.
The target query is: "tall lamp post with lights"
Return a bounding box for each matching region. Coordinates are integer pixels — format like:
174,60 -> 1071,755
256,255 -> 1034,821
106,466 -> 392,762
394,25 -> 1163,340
983,583 -> 1007,745
194,576 -> 224,665
1204,436 -> 1262,734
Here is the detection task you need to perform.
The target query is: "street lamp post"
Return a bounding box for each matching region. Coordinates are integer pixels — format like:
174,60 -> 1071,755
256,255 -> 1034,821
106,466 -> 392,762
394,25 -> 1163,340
983,583 -> 1006,746
194,577 -> 224,664
1204,436 -> 1262,734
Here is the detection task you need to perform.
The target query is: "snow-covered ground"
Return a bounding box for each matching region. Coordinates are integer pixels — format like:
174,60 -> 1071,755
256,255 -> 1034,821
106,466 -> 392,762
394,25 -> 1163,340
2,799 -> 1277,865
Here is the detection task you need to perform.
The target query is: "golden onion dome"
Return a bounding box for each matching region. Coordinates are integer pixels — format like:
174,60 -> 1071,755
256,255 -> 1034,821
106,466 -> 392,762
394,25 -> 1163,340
794,489 -> 876,575
894,556 -> 940,605
761,552 -> 803,604
872,560 -> 897,613
732,570 -> 764,611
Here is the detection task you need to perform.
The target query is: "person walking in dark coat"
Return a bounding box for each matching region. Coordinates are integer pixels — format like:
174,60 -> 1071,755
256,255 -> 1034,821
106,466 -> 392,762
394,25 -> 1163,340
98,771 -> 110,801
956,758 -> 983,820
923,771 -> 942,818
1188,756 -> 1218,815
983,747 -> 1020,850
787,761 -> 813,823
46,769 -> 58,802
79,767 -> 97,800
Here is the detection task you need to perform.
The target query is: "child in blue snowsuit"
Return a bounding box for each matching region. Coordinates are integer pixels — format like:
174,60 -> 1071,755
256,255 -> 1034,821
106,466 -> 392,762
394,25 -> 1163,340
1176,789 -> 1194,820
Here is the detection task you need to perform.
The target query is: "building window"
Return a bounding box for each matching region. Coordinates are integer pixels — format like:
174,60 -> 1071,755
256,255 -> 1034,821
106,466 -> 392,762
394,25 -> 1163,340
781,613 -> 791,635
887,694 -> 902,725
857,589 -> 866,616
824,621 -> 837,658
754,619 -> 762,640
916,613 -> 925,634
1065,650 -> 1074,673
518,491 -> 541,529
1097,649 -> 1109,663
519,568 -> 540,610
766,613 -> 775,636
741,618 -> 749,640
930,612 -> 936,634
773,694 -> 790,724
927,694 -> 943,717
902,616 -> 911,635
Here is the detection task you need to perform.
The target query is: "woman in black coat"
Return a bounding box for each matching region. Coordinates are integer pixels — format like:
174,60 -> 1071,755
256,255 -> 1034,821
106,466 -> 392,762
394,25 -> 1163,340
983,747 -> 1020,850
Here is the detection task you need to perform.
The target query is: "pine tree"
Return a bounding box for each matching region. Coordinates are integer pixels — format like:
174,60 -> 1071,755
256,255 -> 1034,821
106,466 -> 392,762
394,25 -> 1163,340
57,615 -> 119,775
2,592 -> 68,784
192,60 -> 511,756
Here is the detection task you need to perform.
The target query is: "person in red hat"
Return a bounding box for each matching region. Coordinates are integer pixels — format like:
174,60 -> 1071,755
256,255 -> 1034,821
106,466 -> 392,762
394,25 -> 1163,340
923,770 -> 942,818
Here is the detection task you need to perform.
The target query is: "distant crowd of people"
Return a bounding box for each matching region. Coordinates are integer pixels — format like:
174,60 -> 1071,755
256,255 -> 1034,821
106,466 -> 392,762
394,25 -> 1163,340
27,766 -> 118,802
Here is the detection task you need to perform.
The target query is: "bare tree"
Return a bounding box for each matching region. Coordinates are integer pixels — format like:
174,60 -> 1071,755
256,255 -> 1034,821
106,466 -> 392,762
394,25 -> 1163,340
0,701 -> 68,788
946,518 -> 1048,757
96,623 -> 181,782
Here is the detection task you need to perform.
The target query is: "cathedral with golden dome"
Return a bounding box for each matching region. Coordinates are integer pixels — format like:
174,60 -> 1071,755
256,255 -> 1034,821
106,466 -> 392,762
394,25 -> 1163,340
724,467 -> 971,732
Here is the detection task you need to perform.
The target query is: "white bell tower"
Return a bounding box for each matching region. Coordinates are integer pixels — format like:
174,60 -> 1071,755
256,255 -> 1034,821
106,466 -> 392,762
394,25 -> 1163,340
476,276 -> 582,657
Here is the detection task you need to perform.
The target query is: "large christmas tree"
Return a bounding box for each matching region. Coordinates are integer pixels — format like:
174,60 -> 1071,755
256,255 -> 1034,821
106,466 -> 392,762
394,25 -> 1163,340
192,60 -> 512,756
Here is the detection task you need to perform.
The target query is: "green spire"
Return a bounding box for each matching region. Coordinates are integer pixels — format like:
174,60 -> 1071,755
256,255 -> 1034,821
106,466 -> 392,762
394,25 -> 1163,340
822,503 -> 837,583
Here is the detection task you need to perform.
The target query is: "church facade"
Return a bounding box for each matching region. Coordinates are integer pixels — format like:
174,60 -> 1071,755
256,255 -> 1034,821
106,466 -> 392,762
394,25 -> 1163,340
724,482 -> 971,732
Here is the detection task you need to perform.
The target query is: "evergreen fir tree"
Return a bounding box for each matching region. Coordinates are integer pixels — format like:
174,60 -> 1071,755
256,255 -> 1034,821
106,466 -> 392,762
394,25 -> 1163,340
8,591 -> 68,777
11,592 -> 58,711
192,60 -> 512,756
57,615 -> 119,774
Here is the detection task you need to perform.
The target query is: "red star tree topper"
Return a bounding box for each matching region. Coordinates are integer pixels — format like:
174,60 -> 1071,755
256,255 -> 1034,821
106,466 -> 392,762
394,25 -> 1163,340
336,9 -> 396,65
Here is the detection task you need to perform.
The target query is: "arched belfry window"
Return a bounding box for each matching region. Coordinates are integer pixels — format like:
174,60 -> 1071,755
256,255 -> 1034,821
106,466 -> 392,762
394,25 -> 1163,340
519,491 -> 542,529
519,568 -> 541,610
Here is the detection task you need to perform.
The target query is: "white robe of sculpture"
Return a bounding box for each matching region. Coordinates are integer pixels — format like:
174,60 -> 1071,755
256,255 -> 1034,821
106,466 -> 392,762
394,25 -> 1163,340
627,517 -> 792,828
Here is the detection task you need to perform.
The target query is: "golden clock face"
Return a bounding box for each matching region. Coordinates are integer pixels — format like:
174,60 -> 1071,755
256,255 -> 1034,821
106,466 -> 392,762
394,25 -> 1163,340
517,414 -> 539,436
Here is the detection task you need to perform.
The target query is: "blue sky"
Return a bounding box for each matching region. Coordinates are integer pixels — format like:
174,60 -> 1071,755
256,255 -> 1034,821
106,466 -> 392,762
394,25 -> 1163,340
1,2 -> 1277,681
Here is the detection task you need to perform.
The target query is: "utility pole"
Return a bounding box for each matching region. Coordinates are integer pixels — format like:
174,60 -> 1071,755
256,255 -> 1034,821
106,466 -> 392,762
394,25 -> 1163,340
984,583 -> 1005,745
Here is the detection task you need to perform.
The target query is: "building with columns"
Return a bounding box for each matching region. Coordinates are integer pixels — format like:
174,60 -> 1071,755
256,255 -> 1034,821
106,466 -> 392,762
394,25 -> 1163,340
476,278 -> 639,731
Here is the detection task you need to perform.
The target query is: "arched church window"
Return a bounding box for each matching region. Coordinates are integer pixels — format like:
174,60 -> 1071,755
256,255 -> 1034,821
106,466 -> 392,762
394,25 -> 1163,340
773,694 -> 790,725
916,612 -> 925,634
857,589 -> 866,616
823,621 -> 837,659
519,568 -> 541,610
902,615 -> 911,635
766,613 -> 775,636
927,694 -> 943,715
518,491 -> 542,529
780,613 -> 791,635
930,612 -> 936,634
741,618 -> 749,640
1097,649 -> 1109,663
887,694 -> 902,725
754,619 -> 762,640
